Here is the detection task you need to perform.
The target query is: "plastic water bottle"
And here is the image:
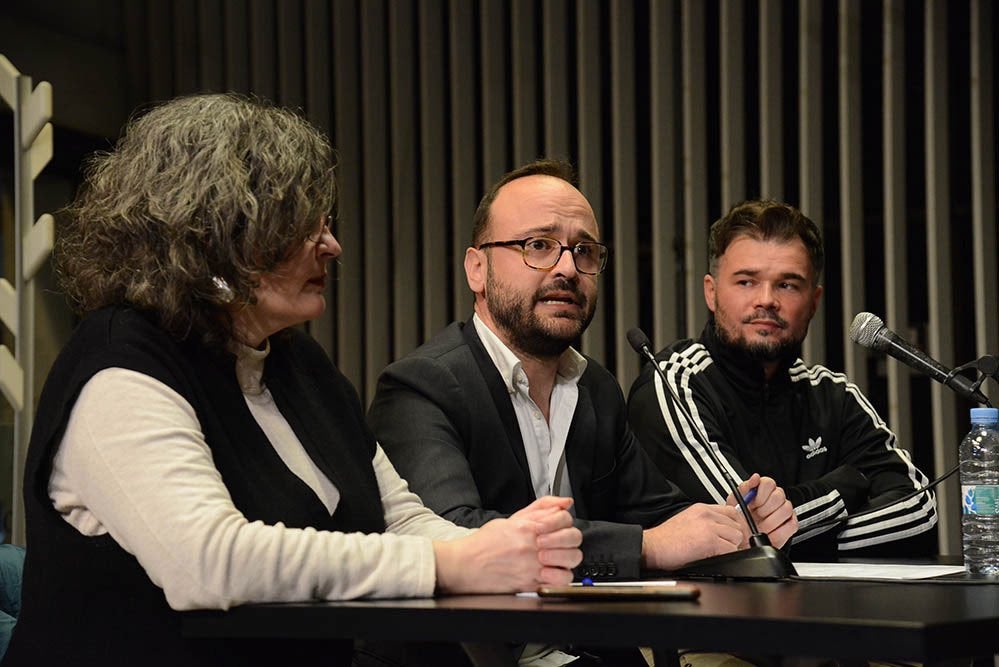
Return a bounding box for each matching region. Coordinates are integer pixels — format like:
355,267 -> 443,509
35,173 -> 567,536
960,407 -> 999,574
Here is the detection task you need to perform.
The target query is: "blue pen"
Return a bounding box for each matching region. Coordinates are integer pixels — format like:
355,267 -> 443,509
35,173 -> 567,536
742,488 -> 757,504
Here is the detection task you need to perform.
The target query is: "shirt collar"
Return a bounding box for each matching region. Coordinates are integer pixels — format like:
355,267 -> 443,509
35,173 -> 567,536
229,338 -> 272,396
472,313 -> 587,394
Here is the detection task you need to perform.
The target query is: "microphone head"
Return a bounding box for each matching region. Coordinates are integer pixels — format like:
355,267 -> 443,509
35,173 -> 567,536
849,312 -> 887,350
627,328 -> 652,354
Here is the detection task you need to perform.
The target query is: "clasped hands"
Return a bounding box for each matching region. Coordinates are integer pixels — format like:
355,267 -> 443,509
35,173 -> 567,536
434,496 -> 582,594
642,473 -> 797,571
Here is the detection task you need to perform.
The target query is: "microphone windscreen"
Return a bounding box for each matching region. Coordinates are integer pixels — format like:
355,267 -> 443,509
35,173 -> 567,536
849,312 -> 886,349
627,328 -> 652,354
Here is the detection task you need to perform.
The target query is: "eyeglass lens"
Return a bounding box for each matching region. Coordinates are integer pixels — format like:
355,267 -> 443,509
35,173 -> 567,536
523,238 -> 607,274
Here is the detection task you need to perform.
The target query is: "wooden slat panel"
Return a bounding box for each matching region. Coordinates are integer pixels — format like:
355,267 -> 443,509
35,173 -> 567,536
719,0 -> 746,209
480,0 -> 509,188
389,0 -> 420,357
276,0 -> 304,109
650,0 -> 682,346
609,0 -> 640,387
332,0 -> 364,388
882,0 -> 912,454
682,0 -> 709,340
172,0 -> 199,94
418,0 -> 451,338
542,0 -> 570,159
798,0 -> 825,365
577,0 -> 607,362
360,0 -> 391,401
449,0 -> 477,319
511,0 -> 539,165
248,0 -> 276,99
146,0 -> 174,101
758,0 -> 784,199
197,0 -> 225,91
223,0 -> 250,92
123,2 -> 151,105
303,0 -> 335,358
970,0 -> 998,399
838,0 -> 866,387
924,0 -> 959,556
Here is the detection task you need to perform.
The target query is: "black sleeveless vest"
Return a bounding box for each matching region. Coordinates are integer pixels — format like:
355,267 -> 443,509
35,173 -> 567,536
5,307 -> 386,666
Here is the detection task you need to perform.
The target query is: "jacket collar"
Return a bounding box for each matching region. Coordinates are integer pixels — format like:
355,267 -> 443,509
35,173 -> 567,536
699,317 -> 801,391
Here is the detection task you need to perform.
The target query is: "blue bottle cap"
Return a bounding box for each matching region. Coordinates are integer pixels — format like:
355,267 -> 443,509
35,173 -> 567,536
970,407 -> 999,423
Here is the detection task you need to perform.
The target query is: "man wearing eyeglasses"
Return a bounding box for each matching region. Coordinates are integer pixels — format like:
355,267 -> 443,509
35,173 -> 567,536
368,160 -> 796,609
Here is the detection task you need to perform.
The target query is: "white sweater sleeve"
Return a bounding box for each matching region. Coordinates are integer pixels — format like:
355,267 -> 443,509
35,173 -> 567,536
372,445 -> 473,541
49,368 -> 460,611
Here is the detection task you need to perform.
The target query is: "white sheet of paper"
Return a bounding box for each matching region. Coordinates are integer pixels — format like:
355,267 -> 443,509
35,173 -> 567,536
793,562 -> 966,580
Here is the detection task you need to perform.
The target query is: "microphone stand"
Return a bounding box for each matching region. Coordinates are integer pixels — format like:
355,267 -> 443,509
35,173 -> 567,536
945,355 -> 997,408
628,329 -> 796,580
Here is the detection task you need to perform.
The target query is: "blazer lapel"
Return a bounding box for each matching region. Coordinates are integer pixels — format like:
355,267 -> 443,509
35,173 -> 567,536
460,319 -> 533,485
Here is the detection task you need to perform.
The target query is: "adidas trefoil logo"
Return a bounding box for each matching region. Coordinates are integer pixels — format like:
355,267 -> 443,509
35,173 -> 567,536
802,436 -> 828,460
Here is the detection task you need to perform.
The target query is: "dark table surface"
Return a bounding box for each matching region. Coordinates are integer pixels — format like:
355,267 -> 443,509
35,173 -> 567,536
184,576 -> 999,662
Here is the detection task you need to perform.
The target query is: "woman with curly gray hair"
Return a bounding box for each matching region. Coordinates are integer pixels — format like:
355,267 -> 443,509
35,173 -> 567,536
5,94 -> 581,667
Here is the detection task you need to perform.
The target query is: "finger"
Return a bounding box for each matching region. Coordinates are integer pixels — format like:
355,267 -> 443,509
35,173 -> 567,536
537,526 -> 582,550
756,500 -> 795,534
737,473 -> 761,495
750,476 -> 777,507
526,496 -> 574,512
753,486 -> 788,521
764,511 -> 799,549
538,546 -> 583,569
531,509 -> 575,535
537,566 -> 574,587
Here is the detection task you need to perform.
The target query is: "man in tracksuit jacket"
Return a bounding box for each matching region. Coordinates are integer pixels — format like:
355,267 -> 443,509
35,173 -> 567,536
628,199 -> 937,560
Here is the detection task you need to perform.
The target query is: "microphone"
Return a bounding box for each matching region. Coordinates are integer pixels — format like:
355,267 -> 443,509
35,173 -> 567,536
849,313 -> 989,405
627,328 -> 796,580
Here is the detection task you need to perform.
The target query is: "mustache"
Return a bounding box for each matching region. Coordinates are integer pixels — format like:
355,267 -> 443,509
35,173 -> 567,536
534,278 -> 587,307
742,308 -> 788,328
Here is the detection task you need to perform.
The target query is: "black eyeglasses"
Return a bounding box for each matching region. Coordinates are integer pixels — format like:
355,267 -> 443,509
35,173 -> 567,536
477,237 -> 610,275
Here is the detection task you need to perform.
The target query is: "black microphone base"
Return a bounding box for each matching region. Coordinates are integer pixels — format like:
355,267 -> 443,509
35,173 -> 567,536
670,544 -> 797,581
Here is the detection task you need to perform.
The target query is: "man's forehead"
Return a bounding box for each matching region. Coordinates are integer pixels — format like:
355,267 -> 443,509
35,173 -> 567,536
490,175 -> 598,236
718,236 -> 814,273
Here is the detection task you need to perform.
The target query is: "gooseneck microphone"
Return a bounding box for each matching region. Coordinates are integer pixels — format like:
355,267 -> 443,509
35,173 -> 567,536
627,328 -> 796,580
849,313 -> 989,405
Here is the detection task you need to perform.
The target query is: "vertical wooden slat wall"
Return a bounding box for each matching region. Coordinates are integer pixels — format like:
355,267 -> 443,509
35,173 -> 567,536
650,0 -> 682,348
117,0 -> 997,554
758,0 -> 784,200
576,0 -> 607,362
798,0 -> 825,366
881,0 -> 912,456
610,0 -> 640,387
837,0 -> 865,387
969,0 -> 998,395
924,0 -> 959,554
681,0 -> 709,340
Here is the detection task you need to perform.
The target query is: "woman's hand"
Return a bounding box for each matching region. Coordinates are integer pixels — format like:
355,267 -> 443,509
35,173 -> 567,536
433,496 -> 582,594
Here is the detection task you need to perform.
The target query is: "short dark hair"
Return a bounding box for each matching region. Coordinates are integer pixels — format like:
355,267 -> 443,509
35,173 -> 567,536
470,158 -> 578,246
708,199 -> 824,282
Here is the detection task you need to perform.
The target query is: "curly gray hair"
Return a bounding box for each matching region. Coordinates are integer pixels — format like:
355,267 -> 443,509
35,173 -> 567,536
57,93 -> 336,346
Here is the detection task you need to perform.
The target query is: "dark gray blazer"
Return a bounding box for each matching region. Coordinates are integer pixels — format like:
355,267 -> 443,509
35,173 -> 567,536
368,319 -> 690,579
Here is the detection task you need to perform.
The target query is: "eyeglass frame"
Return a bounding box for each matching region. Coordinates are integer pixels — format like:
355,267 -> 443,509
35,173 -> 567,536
476,236 -> 610,275
306,214 -> 335,245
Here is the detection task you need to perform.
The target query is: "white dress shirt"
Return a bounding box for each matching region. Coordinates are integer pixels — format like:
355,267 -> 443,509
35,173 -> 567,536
473,314 -> 587,501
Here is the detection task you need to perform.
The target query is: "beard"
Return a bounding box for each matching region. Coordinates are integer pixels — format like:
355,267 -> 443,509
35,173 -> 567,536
713,306 -> 806,363
485,270 -> 596,359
